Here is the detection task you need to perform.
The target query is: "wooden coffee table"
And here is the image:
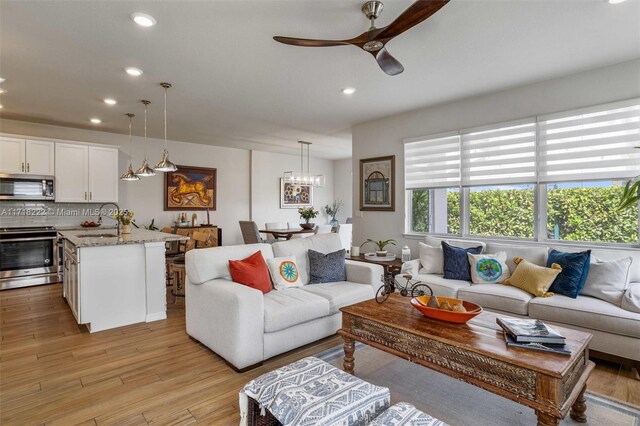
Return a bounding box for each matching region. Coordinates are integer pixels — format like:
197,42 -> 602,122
338,294 -> 594,426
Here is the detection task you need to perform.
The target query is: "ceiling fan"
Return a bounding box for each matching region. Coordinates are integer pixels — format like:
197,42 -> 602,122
273,0 -> 450,76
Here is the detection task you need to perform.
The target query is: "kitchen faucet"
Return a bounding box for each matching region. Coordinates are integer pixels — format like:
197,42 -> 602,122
97,203 -> 122,235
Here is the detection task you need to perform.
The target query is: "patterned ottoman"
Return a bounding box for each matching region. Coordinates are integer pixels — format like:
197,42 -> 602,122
368,402 -> 448,426
239,357 -> 390,426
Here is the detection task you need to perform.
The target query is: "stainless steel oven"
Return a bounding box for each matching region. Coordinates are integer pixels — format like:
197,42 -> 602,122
0,227 -> 61,290
0,174 -> 55,201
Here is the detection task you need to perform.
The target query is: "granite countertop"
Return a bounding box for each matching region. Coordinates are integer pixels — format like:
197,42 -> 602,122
58,229 -> 189,248
55,225 -> 118,231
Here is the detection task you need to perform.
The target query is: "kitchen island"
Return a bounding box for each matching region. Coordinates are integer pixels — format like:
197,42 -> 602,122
58,229 -> 188,333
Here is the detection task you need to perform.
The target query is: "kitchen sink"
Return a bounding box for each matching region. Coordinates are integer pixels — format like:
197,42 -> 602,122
76,233 -> 118,238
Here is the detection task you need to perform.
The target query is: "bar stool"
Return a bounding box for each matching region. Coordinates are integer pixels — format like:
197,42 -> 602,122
161,227 -> 178,287
170,230 -> 214,303
192,231 -> 214,248
169,229 -> 191,301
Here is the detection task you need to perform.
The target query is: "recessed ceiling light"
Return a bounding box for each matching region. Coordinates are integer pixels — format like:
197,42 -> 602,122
103,98 -> 117,105
0,77 -> 5,83
0,88 -> 6,94
131,12 -> 157,27
607,0 -> 627,3
90,118 -> 102,124
0,104 -> 3,109
341,87 -> 356,95
124,67 -> 143,77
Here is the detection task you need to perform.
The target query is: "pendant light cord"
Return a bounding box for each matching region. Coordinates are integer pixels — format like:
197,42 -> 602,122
164,87 -> 168,149
144,103 -> 148,160
128,114 -> 134,163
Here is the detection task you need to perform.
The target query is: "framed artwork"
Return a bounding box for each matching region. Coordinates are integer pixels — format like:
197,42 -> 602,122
360,155 -> 395,211
280,179 -> 313,209
164,165 -> 217,211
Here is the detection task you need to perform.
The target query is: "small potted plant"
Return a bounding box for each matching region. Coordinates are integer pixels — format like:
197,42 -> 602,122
361,239 -> 397,257
113,209 -> 135,234
298,206 -> 319,230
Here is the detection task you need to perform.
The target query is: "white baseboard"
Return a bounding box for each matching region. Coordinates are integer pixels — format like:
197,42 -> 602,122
146,312 -> 167,323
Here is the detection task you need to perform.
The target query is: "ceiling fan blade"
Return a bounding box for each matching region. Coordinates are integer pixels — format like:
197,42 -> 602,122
375,48 -> 404,76
273,36 -> 350,47
376,0 -> 450,41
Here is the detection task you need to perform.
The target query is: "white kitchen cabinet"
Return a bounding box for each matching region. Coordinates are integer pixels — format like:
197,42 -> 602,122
0,137 -> 26,173
0,137 -> 54,175
88,146 -> 118,202
25,139 -> 55,175
55,143 -> 118,203
62,239 -> 81,323
55,143 -> 89,202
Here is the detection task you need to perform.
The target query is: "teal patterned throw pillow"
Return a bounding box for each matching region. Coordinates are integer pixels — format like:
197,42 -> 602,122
467,252 -> 511,284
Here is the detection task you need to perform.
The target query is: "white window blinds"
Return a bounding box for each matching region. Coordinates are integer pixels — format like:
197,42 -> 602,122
404,133 -> 460,189
539,99 -> 640,182
461,120 -> 537,186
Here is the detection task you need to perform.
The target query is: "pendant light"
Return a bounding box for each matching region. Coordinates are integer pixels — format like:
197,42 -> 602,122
154,82 -> 178,172
136,99 -> 156,177
120,113 -> 140,181
283,141 -> 325,187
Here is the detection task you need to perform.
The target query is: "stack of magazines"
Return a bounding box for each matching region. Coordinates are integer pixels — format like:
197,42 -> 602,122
497,318 -> 571,355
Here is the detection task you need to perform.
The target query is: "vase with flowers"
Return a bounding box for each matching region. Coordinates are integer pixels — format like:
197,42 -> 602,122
113,209 -> 135,234
298,206 -> 319,230
324,200 -> 343,227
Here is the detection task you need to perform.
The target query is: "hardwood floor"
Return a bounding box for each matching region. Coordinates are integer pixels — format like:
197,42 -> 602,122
1,284 -> 638,425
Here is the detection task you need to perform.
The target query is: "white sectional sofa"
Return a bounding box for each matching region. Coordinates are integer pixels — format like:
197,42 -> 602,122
185,234 -> 383,371
402,236 -> 640,366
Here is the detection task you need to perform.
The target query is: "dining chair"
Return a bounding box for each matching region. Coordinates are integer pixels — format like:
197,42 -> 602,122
315,224 -> 334,234
239,221 -> 275,244
287,222 -> 312,239
239,221 -> 261,244
265,222 -> 287,240
336,224 -> 353,250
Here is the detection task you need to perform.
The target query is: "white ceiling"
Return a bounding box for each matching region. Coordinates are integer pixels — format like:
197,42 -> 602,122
1,0 -> 638,159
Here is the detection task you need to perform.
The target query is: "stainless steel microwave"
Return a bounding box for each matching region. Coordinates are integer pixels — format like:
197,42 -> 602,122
0,174 -> 55,201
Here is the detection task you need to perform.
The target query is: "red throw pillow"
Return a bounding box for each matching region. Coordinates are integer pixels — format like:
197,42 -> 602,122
228,251 -> 272,294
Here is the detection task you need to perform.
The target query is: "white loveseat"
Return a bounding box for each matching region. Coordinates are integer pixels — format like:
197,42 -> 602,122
402,236 -> 640,365
185,234 -> 384,371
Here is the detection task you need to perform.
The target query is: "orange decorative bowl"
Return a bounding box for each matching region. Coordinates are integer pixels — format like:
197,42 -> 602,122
410,296 -> 483,324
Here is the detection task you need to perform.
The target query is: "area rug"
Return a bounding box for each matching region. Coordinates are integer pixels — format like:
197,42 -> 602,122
316,343 -> 640,426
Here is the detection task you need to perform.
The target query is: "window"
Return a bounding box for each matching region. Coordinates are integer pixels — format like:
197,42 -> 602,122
405,132 -> 461,235
469,184 -> 535,238
409,188 -> 460,234
547,181 -> 639,244
404,98 -> 640,245
538,101 -> 640,183
462,120 -> 536,186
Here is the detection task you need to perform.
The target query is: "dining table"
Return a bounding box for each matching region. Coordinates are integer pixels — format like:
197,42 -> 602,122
258,228 -> 315,240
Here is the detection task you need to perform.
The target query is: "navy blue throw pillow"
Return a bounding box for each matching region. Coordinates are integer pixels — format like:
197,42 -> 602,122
442,241 -> 483,281
308,249 -> 347,284
547,249 -> 591,298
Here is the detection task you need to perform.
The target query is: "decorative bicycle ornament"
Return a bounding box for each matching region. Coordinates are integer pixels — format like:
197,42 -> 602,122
375,273 -> 433,303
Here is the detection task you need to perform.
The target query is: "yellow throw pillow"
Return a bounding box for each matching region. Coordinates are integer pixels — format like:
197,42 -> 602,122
503,257 -> 561,297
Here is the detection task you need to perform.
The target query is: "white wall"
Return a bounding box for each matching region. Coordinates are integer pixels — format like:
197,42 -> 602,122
351,59 -> 640,255
332,158 -> 353,224
250,150 -> 334,230
0,119 -> 343,245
